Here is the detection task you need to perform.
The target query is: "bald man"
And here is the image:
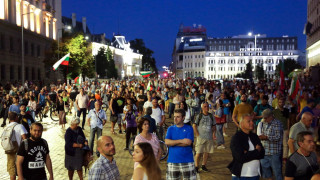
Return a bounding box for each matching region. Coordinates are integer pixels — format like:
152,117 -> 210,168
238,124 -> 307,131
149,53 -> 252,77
288,112 -> 314,155
89,136 -> 120,180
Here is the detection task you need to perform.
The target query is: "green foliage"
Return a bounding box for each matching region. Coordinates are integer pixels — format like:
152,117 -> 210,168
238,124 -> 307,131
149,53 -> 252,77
94,46 -> 118,79
129,39 -> 158,74
275,58 -> 302,77
95,47 -> 108,78
255,64 -> 265,80
235,61 -> 253,79
106,46 -> 118,79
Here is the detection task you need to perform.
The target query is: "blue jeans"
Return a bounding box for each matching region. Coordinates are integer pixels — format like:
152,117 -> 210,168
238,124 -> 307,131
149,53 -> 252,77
216,124 -> 225,145
168,102 -> 175,118
232,176 -> 260,180
260,153 -> 283,180
89,127 -> 102,156
77,108 -> 87,128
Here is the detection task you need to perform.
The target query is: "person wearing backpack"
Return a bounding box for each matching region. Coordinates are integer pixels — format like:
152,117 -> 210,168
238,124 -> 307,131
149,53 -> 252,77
1,111 -> 27,180
193,102 -> 216,173
16,122 -> 54,180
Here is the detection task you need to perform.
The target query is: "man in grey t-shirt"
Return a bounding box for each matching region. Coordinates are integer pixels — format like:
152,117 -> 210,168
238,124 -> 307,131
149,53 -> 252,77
285,131 -> 318,180
288,112 -> 314,156
193,102 -> 216,173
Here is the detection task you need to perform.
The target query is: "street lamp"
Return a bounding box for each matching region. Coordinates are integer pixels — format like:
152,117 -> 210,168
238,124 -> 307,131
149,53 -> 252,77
57,25 -> 71,60
248,32 -> 260,80
248,32 -> 260,50
21,11 -> 37,84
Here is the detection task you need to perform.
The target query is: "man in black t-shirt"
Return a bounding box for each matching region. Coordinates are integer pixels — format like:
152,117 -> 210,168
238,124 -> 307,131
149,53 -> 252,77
19,104 -> 35,137
116,92 -> 125,134
16,122 -> 53,180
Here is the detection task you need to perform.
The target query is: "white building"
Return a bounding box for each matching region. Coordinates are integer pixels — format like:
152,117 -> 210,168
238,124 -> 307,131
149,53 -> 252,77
172,24 -> 302,80
92,35 -> 142,79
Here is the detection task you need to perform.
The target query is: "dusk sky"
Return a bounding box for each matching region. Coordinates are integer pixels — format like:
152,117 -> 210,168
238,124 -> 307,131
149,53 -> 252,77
62,0 -> 307,70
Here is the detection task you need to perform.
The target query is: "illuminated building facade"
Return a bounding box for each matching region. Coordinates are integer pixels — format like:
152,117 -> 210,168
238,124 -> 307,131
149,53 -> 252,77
0,0 -> 61,82
172,24 -> 302,80
306,0 -> 320,67
92,35 -> 142,79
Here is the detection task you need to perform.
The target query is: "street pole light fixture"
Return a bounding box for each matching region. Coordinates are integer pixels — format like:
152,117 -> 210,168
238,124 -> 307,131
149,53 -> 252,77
248,32 -> 260,50
57,25 -> 71,60
248,32 -> 261,80
21,11 -> 37,85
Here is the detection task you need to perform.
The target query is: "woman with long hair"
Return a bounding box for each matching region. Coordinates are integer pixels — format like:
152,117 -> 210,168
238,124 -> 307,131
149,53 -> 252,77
132,142 -> 161,180
134,117 -> 161,166
180,100 -> 192,125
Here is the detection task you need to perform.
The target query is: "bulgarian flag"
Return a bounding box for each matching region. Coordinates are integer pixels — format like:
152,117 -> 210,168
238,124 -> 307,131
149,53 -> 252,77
193,81 -> 199,87
279,59 -> 285,91
289,75 -> 300,100
74,76 -> 79,85
147,81 -> 153,91
53,53 -> 70,71
141,71 -> 152,78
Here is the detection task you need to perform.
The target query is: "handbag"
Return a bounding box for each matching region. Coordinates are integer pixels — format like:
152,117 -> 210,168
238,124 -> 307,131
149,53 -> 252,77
216,114 -> 227,124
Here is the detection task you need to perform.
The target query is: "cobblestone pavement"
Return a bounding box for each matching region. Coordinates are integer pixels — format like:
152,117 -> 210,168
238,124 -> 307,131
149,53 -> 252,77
0,113 -> 235,180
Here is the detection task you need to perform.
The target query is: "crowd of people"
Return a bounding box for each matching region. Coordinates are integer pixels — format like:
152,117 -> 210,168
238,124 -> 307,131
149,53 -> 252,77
1,77 -> 320,180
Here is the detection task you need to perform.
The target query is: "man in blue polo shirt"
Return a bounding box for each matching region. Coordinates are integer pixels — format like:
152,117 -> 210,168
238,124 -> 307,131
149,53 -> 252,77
165,108 -> 196,180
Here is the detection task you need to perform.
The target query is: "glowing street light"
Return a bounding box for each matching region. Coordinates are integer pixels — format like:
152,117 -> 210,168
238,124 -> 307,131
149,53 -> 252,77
248,32 -> 260,50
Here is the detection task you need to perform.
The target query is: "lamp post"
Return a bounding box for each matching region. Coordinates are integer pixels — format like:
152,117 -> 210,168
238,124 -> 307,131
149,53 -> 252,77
248,32 -> 260,80
21,11 -> 36,85
57,25 -> 71,60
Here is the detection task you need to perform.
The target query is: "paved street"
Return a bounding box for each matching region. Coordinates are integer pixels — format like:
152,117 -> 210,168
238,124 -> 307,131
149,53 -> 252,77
0,113 -> 234,180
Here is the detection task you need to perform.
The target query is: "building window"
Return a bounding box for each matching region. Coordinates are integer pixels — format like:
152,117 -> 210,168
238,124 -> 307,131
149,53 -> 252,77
31,43 -> 35,56
202,62 -> 204,67
0,33 -> 5,50
1,64 -> 5,80
37,45 -> 40,57
24,41 -> 28,55
32,68 -> 35,80
10,65 -> 14,80
25,67 -> 29,80
38,68 -> 41,80
18,66 -> 21,80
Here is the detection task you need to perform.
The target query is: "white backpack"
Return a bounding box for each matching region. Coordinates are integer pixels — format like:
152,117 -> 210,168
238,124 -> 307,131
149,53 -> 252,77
1,123 -> 18,154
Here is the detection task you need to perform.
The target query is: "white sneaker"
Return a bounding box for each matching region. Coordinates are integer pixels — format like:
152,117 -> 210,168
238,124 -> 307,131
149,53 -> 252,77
217,145 -> 226,149
223,133 -> 228,137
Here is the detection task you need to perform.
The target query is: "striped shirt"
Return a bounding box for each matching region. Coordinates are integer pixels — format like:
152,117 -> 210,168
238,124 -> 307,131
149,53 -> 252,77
260,119 -> 283,155
89,155 -> 120,180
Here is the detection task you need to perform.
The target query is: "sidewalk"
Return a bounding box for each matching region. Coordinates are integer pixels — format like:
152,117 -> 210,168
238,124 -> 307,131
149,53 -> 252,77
0,113 -> 234,180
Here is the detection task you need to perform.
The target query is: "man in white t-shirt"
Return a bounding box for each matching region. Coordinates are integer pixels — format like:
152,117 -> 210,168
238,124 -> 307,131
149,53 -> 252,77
151,99 -> 165,140
5,112 -> 27,180
143,95 -> 153,112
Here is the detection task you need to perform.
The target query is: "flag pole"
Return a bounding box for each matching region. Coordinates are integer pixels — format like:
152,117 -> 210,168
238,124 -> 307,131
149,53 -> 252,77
66,66 -> 68,85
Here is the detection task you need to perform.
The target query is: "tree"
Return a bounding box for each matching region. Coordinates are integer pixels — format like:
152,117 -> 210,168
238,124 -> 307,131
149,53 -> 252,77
255,64 -> 265,80
105,46 -> 118,79
275,58 -> 302,78
95,47 -> 108,78
129,39 -> 158,74
235,61 -> 253,79
66,34 -> 95,79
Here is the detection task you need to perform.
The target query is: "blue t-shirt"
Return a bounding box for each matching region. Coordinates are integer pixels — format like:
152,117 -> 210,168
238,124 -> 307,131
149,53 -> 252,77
222,99 -> 230,115
165,124 -> 194,163
9,104 -> 21,114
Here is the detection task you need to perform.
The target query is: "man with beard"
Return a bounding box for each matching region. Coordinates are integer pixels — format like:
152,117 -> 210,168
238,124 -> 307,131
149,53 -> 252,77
16,122 -> 54,180
232,94 -> 253,128
89,136 -> 120,180
18,104 -> 35,137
